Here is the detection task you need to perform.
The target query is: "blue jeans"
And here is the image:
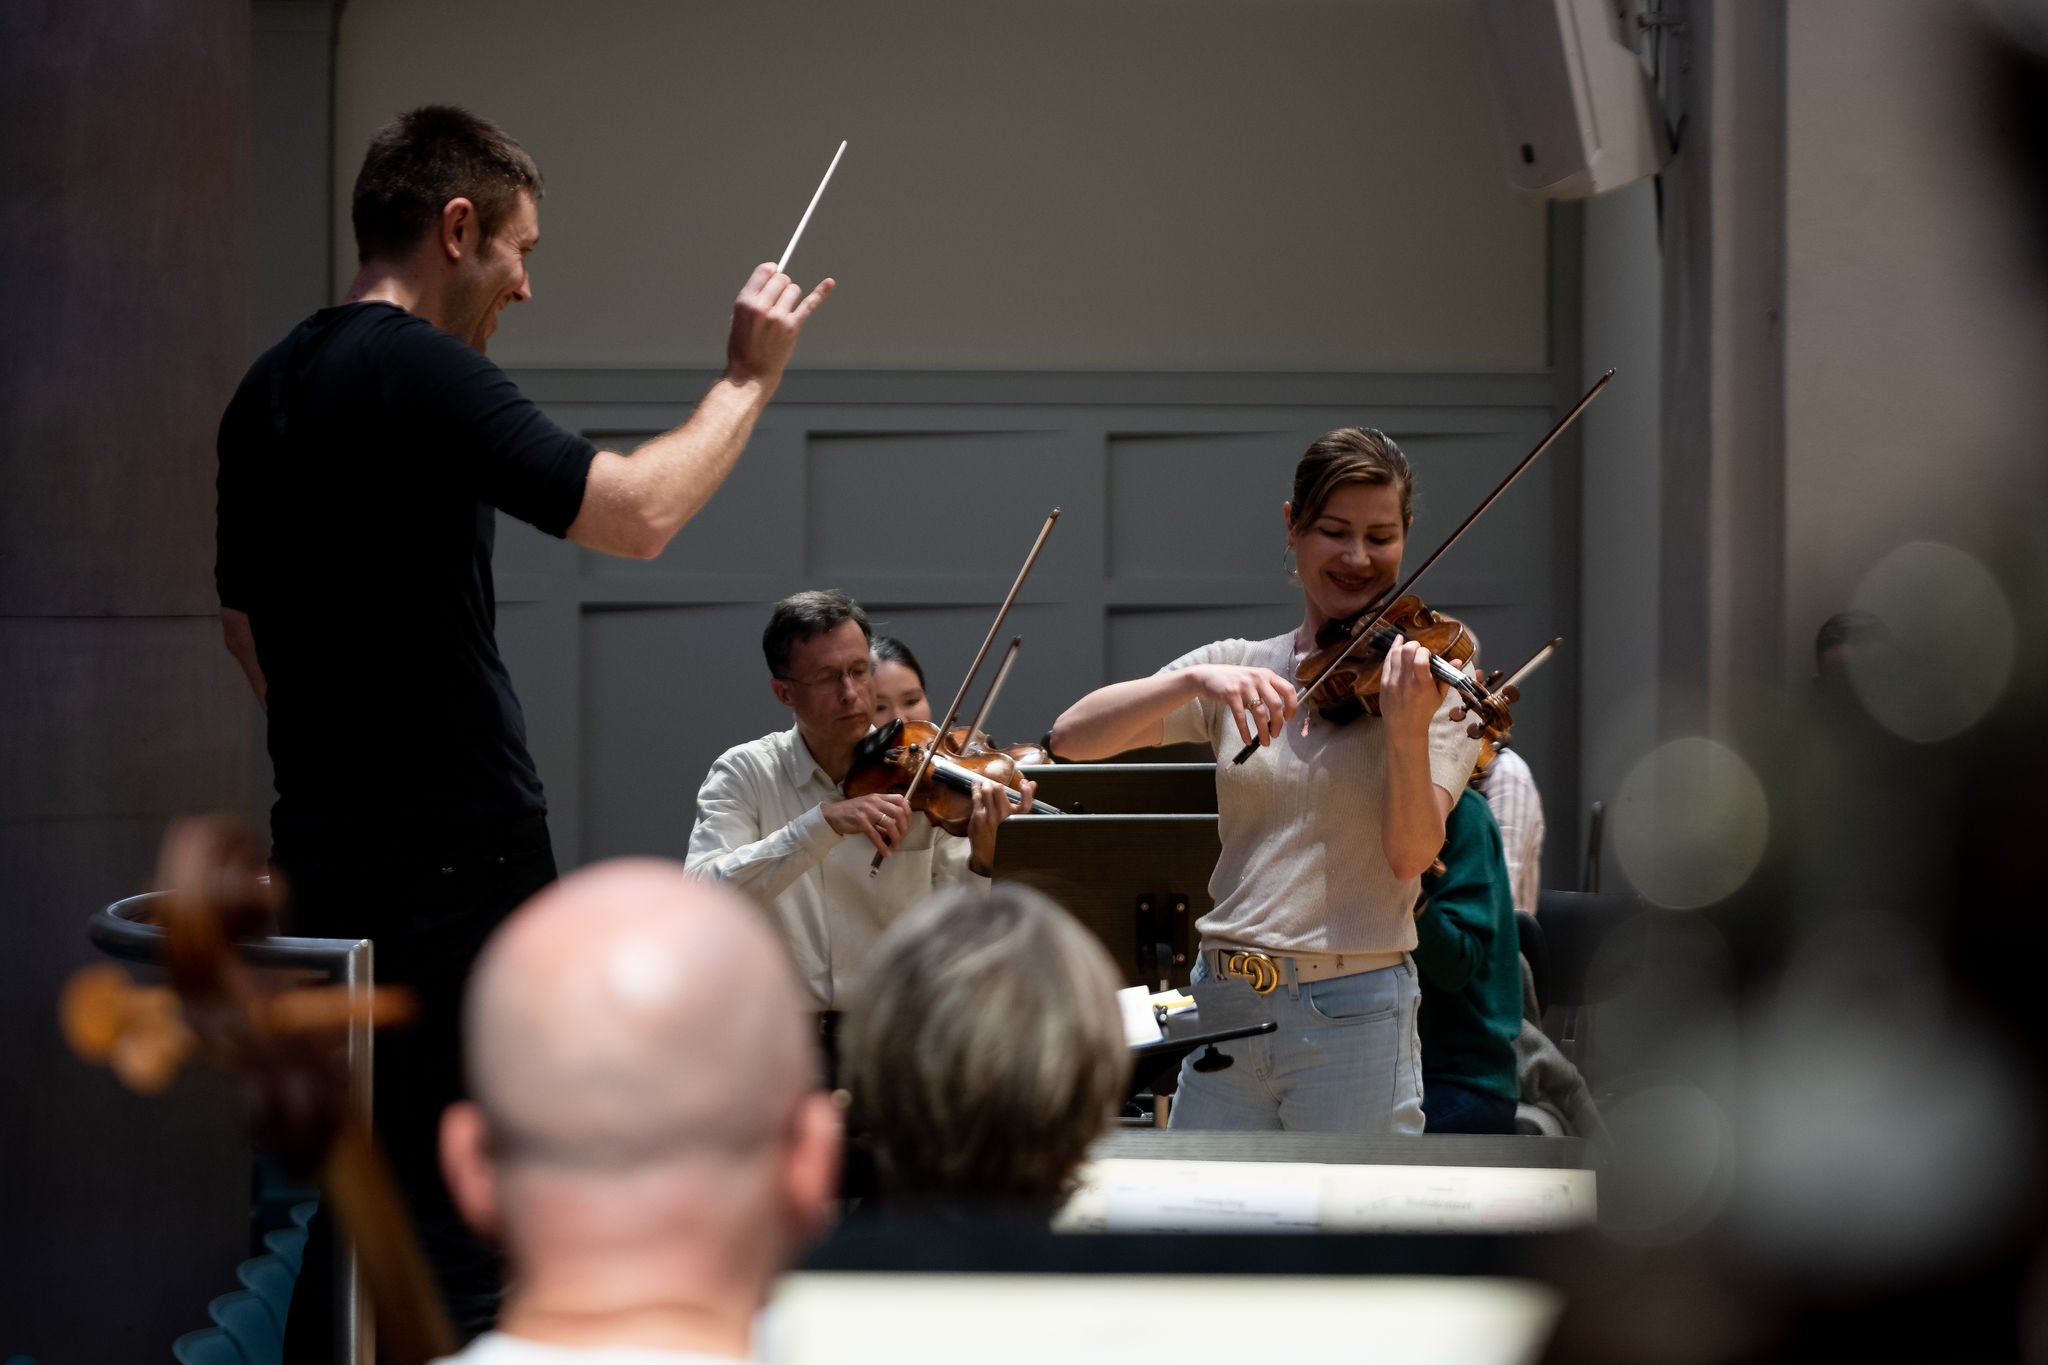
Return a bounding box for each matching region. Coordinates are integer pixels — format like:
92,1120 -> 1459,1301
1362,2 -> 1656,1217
1423,1078 -> 1519,1134
1169,954 -> 1425,1133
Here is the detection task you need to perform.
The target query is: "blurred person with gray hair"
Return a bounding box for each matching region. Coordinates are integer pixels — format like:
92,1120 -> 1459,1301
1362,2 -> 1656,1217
839,884 -> 1130,1215
432,859 -> 842,1363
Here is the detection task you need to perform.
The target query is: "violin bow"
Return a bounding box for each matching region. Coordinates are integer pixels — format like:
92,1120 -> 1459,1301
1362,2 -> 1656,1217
960,636 -> 1023,747
871,510 -> 1061,874
1495,636 -> 1562,700
1231,369 -> 1613,766
1466,636 -> 1563,746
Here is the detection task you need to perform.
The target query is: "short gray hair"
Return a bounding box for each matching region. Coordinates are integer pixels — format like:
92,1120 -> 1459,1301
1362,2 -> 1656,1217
841,885 -> 1129,1210
762,589 -> 870,678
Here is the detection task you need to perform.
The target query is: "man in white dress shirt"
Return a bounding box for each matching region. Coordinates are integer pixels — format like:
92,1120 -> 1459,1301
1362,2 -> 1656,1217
686,591 -> 1028,1009
433,858 -> 840,1363
1476,745 -> 1545,916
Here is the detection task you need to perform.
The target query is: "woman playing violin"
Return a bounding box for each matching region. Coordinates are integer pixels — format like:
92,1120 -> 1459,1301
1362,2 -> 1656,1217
1048,429 -> 1481,1133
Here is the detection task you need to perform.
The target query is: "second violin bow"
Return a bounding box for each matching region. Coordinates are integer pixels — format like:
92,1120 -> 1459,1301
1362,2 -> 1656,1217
960,636 -> 1023,748
871,509 -> 1061,874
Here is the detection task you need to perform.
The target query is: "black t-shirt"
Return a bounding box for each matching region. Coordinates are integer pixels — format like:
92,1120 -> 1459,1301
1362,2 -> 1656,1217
216,302 -> 597,860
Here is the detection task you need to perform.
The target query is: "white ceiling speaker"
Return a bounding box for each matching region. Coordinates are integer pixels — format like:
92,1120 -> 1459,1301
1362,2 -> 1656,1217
1472,0 -> 1674,199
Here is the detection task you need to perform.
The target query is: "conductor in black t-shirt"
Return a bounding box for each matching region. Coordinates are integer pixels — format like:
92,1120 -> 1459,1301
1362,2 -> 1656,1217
214,105 -> 832,1352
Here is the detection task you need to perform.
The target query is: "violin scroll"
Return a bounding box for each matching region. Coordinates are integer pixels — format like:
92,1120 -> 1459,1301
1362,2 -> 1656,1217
62,814 -> 455,1364
60,964 -> 195,1094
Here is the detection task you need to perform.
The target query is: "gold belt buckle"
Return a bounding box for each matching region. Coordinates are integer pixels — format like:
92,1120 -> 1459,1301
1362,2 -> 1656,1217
1225,950 -> 1280,996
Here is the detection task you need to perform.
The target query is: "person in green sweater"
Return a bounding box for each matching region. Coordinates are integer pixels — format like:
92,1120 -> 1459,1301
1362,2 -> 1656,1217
1414,785 -> 1525,1134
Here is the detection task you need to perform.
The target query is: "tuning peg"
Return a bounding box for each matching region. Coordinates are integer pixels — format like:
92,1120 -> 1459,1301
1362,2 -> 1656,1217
261,985 -> 419,1036
60,964 -> 195,1094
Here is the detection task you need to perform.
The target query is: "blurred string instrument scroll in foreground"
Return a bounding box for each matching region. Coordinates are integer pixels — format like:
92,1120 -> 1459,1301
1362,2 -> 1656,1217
61,815 -> 453,1365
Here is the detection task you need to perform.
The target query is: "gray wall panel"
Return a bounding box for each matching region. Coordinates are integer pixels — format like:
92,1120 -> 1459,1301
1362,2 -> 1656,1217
494,510 -> 570,580
1107,606 -> 1307,682
1108,431 -> 1298,581
805,430 -> 1072,581
579,604 -> 790,864
583,422 -> 808,586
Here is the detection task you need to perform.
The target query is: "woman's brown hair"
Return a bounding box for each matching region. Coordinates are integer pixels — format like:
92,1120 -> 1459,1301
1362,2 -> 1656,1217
1289,428 -> 1413,529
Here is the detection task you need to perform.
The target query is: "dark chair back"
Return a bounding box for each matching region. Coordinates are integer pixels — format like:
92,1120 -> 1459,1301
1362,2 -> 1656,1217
1515,910 -> 1550,1016
1530,889 -> 1649,1083
1532,890 -> 1648,1007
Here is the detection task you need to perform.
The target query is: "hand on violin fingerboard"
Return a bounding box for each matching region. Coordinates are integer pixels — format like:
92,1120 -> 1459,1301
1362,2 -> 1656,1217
1378,639 -> 1448,738
725,262 -> 834,391
965,774 -> 1035,877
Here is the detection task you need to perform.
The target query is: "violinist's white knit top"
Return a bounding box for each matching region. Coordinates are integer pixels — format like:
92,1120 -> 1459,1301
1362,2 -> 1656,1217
1156,633 -> 1484,956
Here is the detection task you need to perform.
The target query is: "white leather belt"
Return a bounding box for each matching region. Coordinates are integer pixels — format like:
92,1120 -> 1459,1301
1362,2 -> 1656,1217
1205,946 -> 1406,995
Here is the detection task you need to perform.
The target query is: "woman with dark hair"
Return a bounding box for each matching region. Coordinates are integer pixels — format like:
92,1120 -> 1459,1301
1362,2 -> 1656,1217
1049,429 -> 1481,1133
869,635 -> 932,728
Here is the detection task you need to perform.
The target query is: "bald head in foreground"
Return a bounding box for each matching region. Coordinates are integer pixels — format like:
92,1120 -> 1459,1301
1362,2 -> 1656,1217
436,860 -> 840,1363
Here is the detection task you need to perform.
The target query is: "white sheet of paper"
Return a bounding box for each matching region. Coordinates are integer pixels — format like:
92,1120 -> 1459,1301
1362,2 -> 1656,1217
1115,985 -> 1163,1045
1064,1159 -> 1595,1233
1100,1164 -> 1320,1231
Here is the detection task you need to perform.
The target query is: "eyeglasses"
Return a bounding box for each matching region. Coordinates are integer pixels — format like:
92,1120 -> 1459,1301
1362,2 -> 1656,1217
776,660 -> 874,692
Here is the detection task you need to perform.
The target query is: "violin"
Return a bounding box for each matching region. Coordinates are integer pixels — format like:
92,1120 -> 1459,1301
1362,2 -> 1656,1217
939,724 -> 1051,767
844,718 -> 1064,835
1470,728 -> 1509,784
865,513 -> 1064,874
1303,599 -> 1564,780
990,737 -> 1052,766
1301,594 -> 1514,740
62,816 -> 455,1365
1467,638 -> 1560,781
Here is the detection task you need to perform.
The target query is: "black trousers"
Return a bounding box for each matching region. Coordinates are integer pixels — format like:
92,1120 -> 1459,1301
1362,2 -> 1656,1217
277,814 -> 557,1362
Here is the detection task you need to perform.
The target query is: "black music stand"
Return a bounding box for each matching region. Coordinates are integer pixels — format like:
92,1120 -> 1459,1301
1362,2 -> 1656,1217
1127,1016 -> 1277,1100
1017,762 -> 1217,815
993,814 -> 1222,990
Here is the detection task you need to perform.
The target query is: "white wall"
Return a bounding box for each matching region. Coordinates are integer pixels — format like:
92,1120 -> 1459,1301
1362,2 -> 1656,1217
333,0 -> 1547,370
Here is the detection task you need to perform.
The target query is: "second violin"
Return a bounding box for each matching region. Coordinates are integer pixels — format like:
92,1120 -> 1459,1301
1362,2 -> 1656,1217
844,718 -> 1064,835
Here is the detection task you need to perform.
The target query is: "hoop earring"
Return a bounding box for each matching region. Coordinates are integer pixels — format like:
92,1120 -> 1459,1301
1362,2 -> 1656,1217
1281,545 -> 1298,580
